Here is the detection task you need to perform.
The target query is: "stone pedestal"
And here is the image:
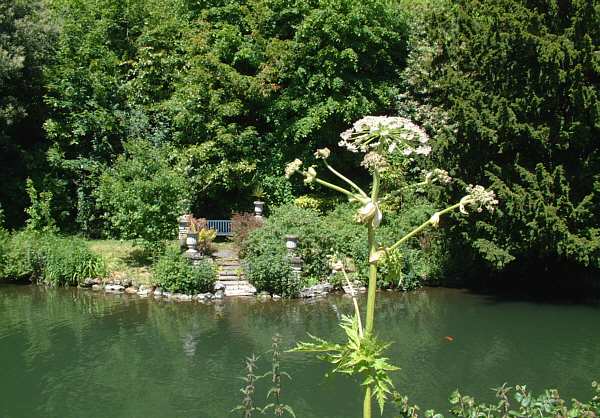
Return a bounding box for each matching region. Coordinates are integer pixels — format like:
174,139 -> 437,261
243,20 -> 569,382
178,214 -> 191,249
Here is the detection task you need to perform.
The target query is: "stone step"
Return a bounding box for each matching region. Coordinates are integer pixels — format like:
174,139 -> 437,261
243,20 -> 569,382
218,278 -> 246,283
219,265 -> 242,272
219,270 -> 243,277
215,280 -> 251,287
224,287 -> 256,294
225,289 -> 256,297
214,258 -> 240,266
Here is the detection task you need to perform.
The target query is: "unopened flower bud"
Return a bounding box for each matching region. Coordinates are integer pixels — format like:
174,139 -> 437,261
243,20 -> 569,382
304,166 -> 317,184
314,148 -> 331,159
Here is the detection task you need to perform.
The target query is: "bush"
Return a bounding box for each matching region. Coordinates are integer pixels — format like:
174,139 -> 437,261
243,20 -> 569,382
96,139 -> 190,256
240,201 -> 443,294
230,212 -> 263,253
245,252 -> 298,298
0,231 -> 107,286
153,246 -> 217,294
242,204 -> 333,281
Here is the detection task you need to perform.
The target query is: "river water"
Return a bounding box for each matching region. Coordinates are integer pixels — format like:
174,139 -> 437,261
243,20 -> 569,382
1,284 -> 599,418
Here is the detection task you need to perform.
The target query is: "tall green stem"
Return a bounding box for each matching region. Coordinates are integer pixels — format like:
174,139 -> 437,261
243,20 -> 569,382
323,160 -> 368,198
387,202 -> 461,253
363,170 -> 380,418
314,178 -> 362,201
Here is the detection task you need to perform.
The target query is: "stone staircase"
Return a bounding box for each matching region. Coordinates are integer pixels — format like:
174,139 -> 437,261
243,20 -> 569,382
213,248 -> 256,297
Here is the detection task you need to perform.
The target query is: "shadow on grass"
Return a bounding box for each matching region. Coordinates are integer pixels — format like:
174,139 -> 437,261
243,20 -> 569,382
123,248 -> 153,268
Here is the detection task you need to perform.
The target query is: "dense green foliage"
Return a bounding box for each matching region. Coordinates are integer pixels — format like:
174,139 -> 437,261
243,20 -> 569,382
19,0 -> 410,229
244,250 -> 298,297
400,0 -> 600,278
0,0 -> 56,228
96,139 -> 189,253
0,231 -> 107,286
0,0 -> 598,283
394,382 -> 600,418
242,203 -> 441,292
152,246 -> 217,294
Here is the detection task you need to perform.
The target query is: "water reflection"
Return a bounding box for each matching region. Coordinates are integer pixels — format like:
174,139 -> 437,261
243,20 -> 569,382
0,285 -> 599,418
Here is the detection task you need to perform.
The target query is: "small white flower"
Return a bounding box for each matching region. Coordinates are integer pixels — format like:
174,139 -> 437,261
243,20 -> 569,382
415,145 -> 432,156
425,169 -> 452,185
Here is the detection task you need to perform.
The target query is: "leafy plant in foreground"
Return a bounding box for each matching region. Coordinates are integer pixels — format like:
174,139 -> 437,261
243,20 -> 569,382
393,381 -> 600,418
233,335 -> 295,417
233,354 -> 261,418
262,334 -> 295,417
287,116 -> 499,417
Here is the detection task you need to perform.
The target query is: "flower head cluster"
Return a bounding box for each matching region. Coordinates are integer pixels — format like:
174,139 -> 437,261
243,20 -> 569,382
314,148 -> 331,159
305,166 -> 317,184
339,116 -> 431,157
284,158 -> 318,185
424,168 -> 452,185
460,185 -> 499,214
285,159 -> 303,178
361,152 -> 389,172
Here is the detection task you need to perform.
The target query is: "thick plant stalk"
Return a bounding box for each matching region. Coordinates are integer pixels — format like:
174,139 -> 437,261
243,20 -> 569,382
363,170 -> 380,418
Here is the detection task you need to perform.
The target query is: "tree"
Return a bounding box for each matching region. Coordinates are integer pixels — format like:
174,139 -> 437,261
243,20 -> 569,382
0,0 -> 56,227
96,139 -> 190,254
401,0 -> 600,279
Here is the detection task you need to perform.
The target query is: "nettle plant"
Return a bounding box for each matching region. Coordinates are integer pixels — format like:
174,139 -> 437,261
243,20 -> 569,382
285,116 -> 498,418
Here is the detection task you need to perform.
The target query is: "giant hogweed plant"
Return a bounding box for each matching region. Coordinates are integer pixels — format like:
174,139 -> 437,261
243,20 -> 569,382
285,116 -> 498,418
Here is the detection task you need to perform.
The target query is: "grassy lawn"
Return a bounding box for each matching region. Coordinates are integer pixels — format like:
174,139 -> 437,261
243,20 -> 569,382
87,239 -> 235,286
87,240 -> 153,286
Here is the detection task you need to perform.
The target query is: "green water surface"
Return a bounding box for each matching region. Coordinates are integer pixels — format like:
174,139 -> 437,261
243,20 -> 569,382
0,284 -> 599,418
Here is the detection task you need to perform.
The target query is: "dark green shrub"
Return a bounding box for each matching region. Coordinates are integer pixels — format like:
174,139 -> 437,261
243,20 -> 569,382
241,202 -> 442,293
245,253 -> 297,298
401,0 -> 600,278
0,231 -> 107,286
153,246 -> 217,294
96,139 -> 190,256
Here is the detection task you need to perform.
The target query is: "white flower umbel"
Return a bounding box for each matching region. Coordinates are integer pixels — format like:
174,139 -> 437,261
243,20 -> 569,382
339,116 -> 431,157
424,168 -> 452,185
459,185 -> 499,214
285,159 -> 303,178
361,152 -> 389,172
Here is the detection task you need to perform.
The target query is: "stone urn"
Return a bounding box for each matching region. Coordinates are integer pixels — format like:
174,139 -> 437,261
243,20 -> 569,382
178,214 -> 191,248
284,235 -> 299,254
186,232 -> 198,253
254,201 -> 265,218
